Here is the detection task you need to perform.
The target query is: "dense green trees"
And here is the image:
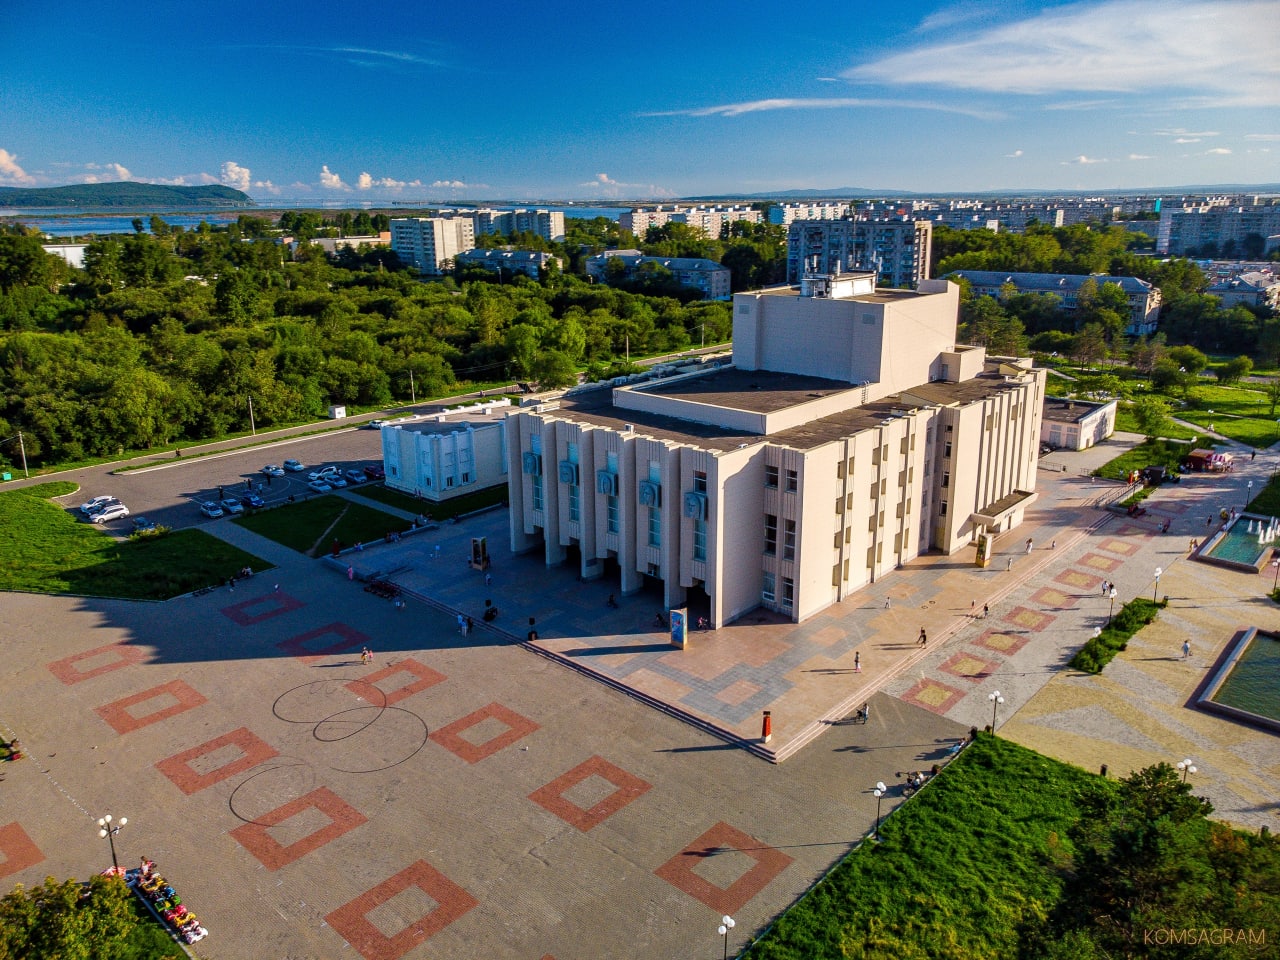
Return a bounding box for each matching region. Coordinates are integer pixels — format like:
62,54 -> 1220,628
0,220 -> 731,469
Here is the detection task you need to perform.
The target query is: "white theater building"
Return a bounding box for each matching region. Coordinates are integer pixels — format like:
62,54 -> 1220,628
505,272 -> 1046,627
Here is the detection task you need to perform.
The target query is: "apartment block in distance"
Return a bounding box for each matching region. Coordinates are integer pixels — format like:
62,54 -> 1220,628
585,251 -> 732,300
506,271 -> 1045,627
786,218 -> 933,289
948,270 -> 1161,336
389,217 -> 476,274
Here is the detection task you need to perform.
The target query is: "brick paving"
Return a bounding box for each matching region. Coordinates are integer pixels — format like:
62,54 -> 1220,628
2,433 -> 1277,959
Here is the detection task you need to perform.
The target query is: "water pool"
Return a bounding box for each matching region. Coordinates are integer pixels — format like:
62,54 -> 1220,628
1201,629 -> 1280,732
1201,514 -> 1278,570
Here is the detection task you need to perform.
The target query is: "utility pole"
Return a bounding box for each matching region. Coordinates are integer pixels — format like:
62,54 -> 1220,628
248,396 -> 256,436
409,367 -> 416,404
18,431 -> 28,478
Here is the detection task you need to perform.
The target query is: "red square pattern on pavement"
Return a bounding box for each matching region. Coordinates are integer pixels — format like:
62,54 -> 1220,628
0,822 -> 44,879
346,659 -> 445,707
155,727 -> 279,795
1000,605 -> 1055,633
95,679 -> 208,735
529,756 -> 652,831
654,821 -> 793,915
221,591 -> 305,626
430,703 -> 539,764
899,677 -> 968,715
229,787 -> 367,871
937,650 -> 1002,683
325,860 -> 478,960
47,642 -> 145,685
278,622 -> 371,663
972,629 -> 1032,658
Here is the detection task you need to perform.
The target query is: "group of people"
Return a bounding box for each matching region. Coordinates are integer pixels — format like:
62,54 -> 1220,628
134,859 -> 208,944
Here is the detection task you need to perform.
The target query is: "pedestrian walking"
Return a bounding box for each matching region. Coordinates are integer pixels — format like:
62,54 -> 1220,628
1007,556 -> 1013,571
457,613 -> 466,635
970,599 -> 975,614
274,583 -> 280,592
1251,450 -> 1256,461
884,596 -> 891,609
1051,539 -> 1057,550
1101,580 -> 1109,596
466,616 -> 474,635
918,627 -> 927,647
1026,538 -> 1033,554
982,604 -> 989,619
361,646 -> 373,665
1182,640 -> 1191,660
854,651 -> 861,673
485,573 -> 492,587
347,565 -> 354,581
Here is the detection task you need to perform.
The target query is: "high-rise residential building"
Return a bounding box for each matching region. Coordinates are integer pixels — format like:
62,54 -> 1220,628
620,205 -> 762,238
1156,203 -> 1280,256
389,217 -> 476,274
506,272 -> 1044,627
471,208 -> 567,241
786,219 -> 933,289
948,270 -> 1161,336
768,202 -> 851,226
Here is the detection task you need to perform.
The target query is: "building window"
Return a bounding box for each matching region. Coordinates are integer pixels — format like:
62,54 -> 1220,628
944,441 -> 953,457
939,500 -> 948,516
761,572 -> 776,604
462,472 -> 471,484
942,472 -> 950,488
648,506 -> 661,547
693,470 -> 707,494
568,482 -> 580,522
607,496 -> 619,533
781,577 -> 794,609
693,517 -> 706,562
765,465 -> 779,488
532,473 -> 543,511
783,520 -> 796,561
785,469 -> 798,492
764,514 -> 778,555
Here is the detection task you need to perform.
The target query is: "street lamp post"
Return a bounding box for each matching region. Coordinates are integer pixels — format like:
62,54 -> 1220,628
1246,480 -> 1253,509
988,690 -> 1004,733
1153,567 -> 1162,602
717,915 -> 736,960
873,781 -> 886,839
1108,587 -> 1117,623
1176,758 -> 1197,782
1271,557 -> 1280,591
97,814 -> 127,872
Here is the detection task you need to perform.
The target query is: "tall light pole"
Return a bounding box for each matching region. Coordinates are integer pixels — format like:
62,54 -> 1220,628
1108,587 -> 1117,623
1176,758 -> 1197,782
1153,567 -> 1162,602
988,690 -> 1004,733
247,395 -> 257,436
872,781 -> 886,839
1246,480 -> 1253,509
717,915 -> 735,960
1272,557 -> 1280,591
97,814 -> 127,872
0,433 -> 29,478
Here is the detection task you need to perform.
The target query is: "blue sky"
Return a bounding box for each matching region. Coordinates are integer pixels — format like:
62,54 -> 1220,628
1,0 -> 1276,200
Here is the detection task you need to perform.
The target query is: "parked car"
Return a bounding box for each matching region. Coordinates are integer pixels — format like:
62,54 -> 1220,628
283,459 -> 305,472
363,465 -> 385,480
308,479 -> 333,493
92,503 -> 130,523
345,469 -> 365,484
199,501 -> 224,518
366,419 -> 385,429
220,498 -> 245,515
261,464 -> 285,477
241,493 -> 265,509
308,466 -> 340,482
132,517 -> 157,533
328,475 -> 348,488
80,495 -> 117,515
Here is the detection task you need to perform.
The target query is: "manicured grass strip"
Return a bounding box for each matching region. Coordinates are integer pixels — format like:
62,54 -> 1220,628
1248,474 -> 1280,518
0,482 -> 269,600
348,482 -> 507,520
1069,597 -> 1164,674
1094,437 -> 1201,480
743,735 -> 1105,960
1114,404 -> 1198,439
233,495 -> 409,556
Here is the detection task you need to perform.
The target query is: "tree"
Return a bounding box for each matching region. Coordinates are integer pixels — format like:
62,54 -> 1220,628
1131,396 -> 1172,438
0,235 -> 54,294
1070,323 -> 1108,370
0,875 -> 146,960
1167,345 -> 1208,378
1215,355 -> 1253,385
1266,378 -> 1280,417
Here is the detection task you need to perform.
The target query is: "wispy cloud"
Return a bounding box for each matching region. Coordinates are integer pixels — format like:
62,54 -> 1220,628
644,97 -> 999,120
1154,128 -> 1219,137
1245,133 -> 1280,141
1174,138 -> 1201,144
81,162 -> 132,182
846,0 -> 1280,108
0,148 -> 35,185
1128,153 -> 1153,160
576,172 -> 672,199
1062,155 -> 1108,165
1206,147 -> 1232,155
356,172 -> 424,191
1005,149 -> 1023,158
231,43 -> 443,69
430,179 -> 468,189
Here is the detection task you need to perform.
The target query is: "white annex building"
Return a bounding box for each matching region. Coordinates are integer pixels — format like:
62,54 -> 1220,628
505,272 -> 1046,627
382,406 -> 509,503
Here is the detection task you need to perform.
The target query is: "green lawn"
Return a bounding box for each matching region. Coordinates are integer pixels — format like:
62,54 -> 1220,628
1159,383 -> 1280,449
1113,402 -> 1198,439
743,735 -> 1102,959
1247,474 -> 1280,517
1093,437 -> 1201,480
348,482 -> 507,520
233,494 -> 409,556
0,482 -> 270,600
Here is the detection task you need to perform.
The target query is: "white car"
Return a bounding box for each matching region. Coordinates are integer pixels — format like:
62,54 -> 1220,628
261,464 -> 285,477
308,479 -> 333,493
80,495 -> 117,515
92,503 -> 130,523
308,466 -> 340,482
219,498 -> 245,515
199,501 -> 224,519
283,459 -> 305,472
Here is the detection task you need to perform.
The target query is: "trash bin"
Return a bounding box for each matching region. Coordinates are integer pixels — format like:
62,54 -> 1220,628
1,472 -> 10,482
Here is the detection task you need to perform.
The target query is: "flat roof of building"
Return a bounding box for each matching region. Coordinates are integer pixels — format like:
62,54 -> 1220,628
635,368 -> 856,414
752,284 -> 924,303
1042,396 -> 1113,424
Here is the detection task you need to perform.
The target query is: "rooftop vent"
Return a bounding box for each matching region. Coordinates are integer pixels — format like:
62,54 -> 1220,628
623,424 -> 634,433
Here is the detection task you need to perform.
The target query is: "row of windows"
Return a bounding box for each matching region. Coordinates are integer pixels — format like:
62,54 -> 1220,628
764,465 -> 798,492
760,572 -> 794,608
763,514 -> 797,561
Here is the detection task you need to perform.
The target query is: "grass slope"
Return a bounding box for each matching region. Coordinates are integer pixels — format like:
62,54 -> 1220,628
744,736 -> 1102,959
348,482 -> 506,519
0,483 -> 268,600
233,495 -> 409,556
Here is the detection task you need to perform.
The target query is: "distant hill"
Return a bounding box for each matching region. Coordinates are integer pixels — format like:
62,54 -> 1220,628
0,182 -> 254,208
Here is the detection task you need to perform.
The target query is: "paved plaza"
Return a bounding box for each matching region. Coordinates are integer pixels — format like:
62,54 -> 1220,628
2,432 -> 1279,958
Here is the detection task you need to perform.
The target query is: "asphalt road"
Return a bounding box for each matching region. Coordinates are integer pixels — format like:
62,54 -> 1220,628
42,426 -> 387,534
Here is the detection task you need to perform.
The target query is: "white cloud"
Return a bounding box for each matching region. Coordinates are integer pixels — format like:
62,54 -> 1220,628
1174,138 -> 1201,144
253,180 -> 281,195
356,172 -> 423,191
846,0 -> 1280,107
220,161 -> 252,191
1005,149 -> 1023,158
1128,153 -> 1153,160
1154,128 -> 1219,137
430,179 -> 467,189
816,76 -> 839,82
0,148 -> 35,185
644,97 -> 998,120
319,165 -> 349,191
83,162 -> 132,181
1062,155 -> 1107,165
592,173 -> 618,186
576,173 -> 672,199
1245,133 -> 1280,141
1206,147 -> 1232,155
